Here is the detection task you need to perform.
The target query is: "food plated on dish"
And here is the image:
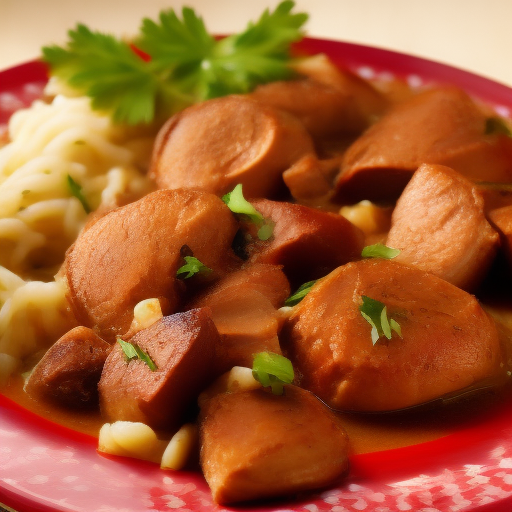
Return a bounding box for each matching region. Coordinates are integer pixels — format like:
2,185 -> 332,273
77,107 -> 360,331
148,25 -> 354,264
1,2 -> 512,511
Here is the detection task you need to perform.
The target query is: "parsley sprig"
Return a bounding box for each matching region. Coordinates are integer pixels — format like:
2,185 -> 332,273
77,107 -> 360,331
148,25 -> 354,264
42,1 -> 308,125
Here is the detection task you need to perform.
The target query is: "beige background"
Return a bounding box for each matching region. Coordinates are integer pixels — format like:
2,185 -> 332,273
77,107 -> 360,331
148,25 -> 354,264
0,0 -> 511,86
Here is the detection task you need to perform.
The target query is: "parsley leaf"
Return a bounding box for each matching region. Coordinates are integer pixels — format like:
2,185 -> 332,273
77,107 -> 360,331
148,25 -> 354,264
67,174 -> 91,213
284,280 -> 316,306
361,243 -> 400,259
222,184 -> 264,222
359,296 -> 402,345
42,1 -> 308,125
485,117 -> 512,137
176,256 -> 212,279
117,337 -> 157,371
43,25 -> 166,125
252,352 -> 294,395
222,184 -> 274,241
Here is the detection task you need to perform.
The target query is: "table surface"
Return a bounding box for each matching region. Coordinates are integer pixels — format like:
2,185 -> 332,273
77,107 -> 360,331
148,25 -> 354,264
1,0 -> 511,87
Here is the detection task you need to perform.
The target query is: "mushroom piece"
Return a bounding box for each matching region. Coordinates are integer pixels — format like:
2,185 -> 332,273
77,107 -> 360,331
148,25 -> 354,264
188,264 -> 290,375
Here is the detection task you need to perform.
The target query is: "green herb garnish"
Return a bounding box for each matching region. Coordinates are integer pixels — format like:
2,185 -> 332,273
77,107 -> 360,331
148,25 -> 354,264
359,295 -> 402,345
117,337 -> 157,371
361,243 -> 400,260
485,117 -> 512,137
67,175 -> 91,213
176,255 -> 212,279
222,184 -> 274,241
42,1 -> 308,125
284,280 -> 316,306
252,352 -> 294,395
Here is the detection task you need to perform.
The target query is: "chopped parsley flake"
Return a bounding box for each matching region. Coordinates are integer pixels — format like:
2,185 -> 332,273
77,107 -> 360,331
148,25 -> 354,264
284,280 -> 316,306
361,243 -> 400,260
176,255 -> 212,279
117,337 -> 157,371
252,352 -> 294,395
67,175 -> 91,214
359,295 -> 402,345
222,184 -> 274,241
485,117 -> 512,137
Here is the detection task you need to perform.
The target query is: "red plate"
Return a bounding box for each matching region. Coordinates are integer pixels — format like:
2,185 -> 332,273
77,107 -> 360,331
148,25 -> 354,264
1,38 -> 512,512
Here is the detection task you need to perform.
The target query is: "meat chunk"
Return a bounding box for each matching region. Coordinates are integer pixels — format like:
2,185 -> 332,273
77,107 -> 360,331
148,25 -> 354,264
188,264 -> 290,374
386,164 -> 499,290
251,73 -> 387,143
489,205 -> 512,272
199,385 -> 349,504
150,95 -> 316,199
63,189 -> 238,341
281,259 -> 507,412
334,87 -> 512,203
24,326 -> 111,408
99,308 -> 218,431
244,199 -> 364,284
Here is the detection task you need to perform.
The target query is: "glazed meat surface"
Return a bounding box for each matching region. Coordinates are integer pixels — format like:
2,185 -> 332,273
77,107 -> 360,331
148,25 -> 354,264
199,385 -> 349,504
281,259 -> 507,411
334,87 -> 512,203
386,163 -> 499,290
99,308 -> 218,431
150,95 -> 316,198
25,326 -> 111,408
64,189 -> 238,342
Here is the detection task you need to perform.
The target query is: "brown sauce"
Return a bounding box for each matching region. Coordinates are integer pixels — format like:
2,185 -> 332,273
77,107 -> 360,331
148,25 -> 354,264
3,371 -> 512,455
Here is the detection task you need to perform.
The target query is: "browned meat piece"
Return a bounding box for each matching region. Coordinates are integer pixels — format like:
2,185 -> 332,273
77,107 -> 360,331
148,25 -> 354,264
281,259 -> 507,412
282,154 -> 341,203
244,199 -> 364,284
251,73 -> 388,142
386,164 -> 499,290
199,385 -> 349,504
489,205 -> 512,271
188,264 -> 290,374
334,87 -> 512,203
63,189 -> 238,342
24,326 -> 111,408
150,95 -> 316,199
99,308 -> 218,431
190,263 -> 290,310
